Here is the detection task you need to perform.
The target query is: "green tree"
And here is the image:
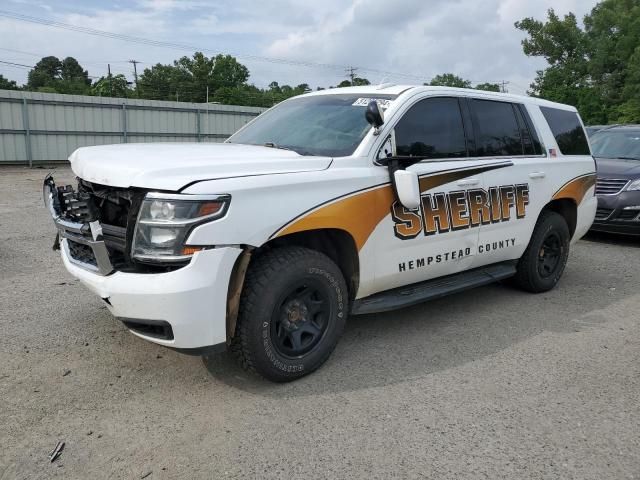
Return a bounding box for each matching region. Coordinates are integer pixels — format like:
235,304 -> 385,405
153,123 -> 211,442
337,77 -> 370,87
138,63 -> 185,101
210,54 -> 249,91
353,77 -> 370,86
91,74 -> 131,98
428,73 -> 472,88
57,57 -> 91,94
213,84 -> 273,107
26,56 -> 91,94
475,82 -> 501,92
27,56 -> 62,90
515,0 -> 640,124
173,51 -> 214,102
0,74 -> 19,90
139,52 -> 250,102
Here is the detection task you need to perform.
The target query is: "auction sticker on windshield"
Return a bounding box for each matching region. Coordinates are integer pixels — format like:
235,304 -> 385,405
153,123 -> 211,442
352,98 -> 393,109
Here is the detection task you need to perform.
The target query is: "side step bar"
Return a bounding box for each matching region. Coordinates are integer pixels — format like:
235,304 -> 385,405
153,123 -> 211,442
351,261 -> 517,315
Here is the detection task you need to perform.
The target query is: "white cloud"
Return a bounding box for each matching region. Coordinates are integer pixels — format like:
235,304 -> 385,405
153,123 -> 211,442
0,0 -> 601,94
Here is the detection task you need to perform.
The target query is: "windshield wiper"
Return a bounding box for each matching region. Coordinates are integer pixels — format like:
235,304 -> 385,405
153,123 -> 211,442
263,142 -> 314,156
264,142 -> 293,151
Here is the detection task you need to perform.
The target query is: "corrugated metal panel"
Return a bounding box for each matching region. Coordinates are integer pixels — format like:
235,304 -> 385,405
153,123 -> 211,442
0,89 -> 266,165
0,134 -> 27,161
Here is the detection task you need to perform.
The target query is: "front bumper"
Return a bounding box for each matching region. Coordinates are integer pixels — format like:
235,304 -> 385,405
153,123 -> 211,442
590,190 -> 640,236
45,175 -> 242,350
61,241 -> 242,348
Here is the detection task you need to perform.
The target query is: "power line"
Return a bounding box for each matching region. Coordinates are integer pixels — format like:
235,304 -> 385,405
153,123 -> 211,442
0,9 -> 431,82
0,46 -> 131,67
0,59 -> 33,69
0,11 -> 533,90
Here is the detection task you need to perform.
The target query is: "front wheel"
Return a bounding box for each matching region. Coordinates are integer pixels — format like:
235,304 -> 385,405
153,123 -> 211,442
513,210 -> 571,293
232,247 -> 348,382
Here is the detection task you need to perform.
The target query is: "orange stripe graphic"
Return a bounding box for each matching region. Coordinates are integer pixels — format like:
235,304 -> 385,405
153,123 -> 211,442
277,185 -> 395,250
552,173 -> 596,205
275,164 -> 511,251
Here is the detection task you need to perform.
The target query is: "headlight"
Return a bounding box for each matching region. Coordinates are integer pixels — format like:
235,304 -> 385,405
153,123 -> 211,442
625,179 -> 640,191
132,193 -> 230,263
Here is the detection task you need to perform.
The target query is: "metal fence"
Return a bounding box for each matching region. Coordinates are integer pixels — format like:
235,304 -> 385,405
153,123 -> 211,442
0,89 -> 266,166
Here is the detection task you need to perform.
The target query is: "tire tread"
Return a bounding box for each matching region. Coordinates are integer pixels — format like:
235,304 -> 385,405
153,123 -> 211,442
231,246 -> 345,381
513,210 -> 570,293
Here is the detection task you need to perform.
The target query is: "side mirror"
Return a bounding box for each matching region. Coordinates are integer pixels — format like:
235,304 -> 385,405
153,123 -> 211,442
393,170 -> 421,210
365,100 -> 384,133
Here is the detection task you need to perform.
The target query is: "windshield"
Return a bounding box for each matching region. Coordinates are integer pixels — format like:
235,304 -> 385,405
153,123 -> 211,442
591,129 -> 640,160
227,94 -> 397,157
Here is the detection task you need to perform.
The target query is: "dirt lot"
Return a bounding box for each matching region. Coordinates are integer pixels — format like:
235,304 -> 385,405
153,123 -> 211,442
1,165 -> 639,479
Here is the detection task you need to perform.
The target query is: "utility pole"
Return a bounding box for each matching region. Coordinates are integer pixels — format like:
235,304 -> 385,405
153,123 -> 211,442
107,63 -> 112,97
206,85 -> 209,103
345,66 -> 358,85
500,80 -> 510,93
129,59 -> 140,96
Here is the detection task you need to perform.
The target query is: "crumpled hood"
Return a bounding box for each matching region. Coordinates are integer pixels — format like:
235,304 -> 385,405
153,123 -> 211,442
69,143 -> 332,191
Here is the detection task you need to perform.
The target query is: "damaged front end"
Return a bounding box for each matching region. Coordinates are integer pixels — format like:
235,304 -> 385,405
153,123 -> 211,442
43,174 -> 145,275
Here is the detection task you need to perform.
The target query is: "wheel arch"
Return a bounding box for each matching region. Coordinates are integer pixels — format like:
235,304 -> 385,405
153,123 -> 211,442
543,198 -> 577,238
262,228 -> 360,298
225,228 -> 360,342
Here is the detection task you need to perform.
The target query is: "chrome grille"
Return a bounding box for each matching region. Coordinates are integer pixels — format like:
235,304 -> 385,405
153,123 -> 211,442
595,178 -> 629,196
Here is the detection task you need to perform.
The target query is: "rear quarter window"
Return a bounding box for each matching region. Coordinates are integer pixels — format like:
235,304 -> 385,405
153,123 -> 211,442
540,107 -> 590,155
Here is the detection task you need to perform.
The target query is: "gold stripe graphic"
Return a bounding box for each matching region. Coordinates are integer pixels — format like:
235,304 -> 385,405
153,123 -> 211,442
552,173 -> 596,205
419,163 -> 512,192
275,163 -> 512,251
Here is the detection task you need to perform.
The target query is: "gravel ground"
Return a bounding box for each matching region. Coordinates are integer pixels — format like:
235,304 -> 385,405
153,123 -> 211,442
1,165 -> 639,480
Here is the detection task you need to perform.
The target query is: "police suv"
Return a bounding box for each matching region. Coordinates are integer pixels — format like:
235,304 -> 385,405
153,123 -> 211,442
44,85 -> 597,382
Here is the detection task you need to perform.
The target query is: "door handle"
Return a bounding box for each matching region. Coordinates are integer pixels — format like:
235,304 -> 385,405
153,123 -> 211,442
456,178 -> 479,186
529,172 -> 546,179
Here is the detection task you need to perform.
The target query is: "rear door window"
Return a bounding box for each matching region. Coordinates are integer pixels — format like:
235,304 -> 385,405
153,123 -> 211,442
514,105 -> 542,155
471,99 -> 524,157
540,107 -> 590,155
394,97 -> 467,159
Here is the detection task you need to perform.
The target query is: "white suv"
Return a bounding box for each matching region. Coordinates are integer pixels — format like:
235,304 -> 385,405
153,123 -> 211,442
44,85 -> 597,381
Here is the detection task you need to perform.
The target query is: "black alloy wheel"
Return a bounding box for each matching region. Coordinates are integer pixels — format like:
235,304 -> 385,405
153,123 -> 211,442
537,231 -> 563,278
271,281 -> 330,358
232,246 -> 348,382
514,210 -> 570,293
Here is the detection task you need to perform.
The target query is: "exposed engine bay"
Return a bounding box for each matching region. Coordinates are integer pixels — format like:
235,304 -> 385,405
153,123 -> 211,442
47,175 -> 180,273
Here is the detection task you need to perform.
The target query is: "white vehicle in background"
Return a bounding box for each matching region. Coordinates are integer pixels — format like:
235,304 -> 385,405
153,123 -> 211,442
44,85 -> 597,382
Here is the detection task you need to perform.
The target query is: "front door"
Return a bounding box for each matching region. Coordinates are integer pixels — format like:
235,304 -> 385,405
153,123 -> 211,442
372,96 -> 489,293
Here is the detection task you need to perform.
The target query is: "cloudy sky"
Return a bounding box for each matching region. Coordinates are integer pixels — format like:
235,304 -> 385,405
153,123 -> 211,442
0,0 -> 599,95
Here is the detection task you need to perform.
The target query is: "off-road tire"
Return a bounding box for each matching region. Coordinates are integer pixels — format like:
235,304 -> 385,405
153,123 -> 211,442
231,247 -> 348,382
513,210 -> 570,293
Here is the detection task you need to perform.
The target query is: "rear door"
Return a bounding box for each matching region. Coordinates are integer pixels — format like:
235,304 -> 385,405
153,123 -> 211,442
468,98 -> 550,267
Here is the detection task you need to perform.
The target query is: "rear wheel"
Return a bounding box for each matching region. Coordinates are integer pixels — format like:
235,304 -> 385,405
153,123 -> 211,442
232,247 -> 348,382
513,210 -> 571,293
